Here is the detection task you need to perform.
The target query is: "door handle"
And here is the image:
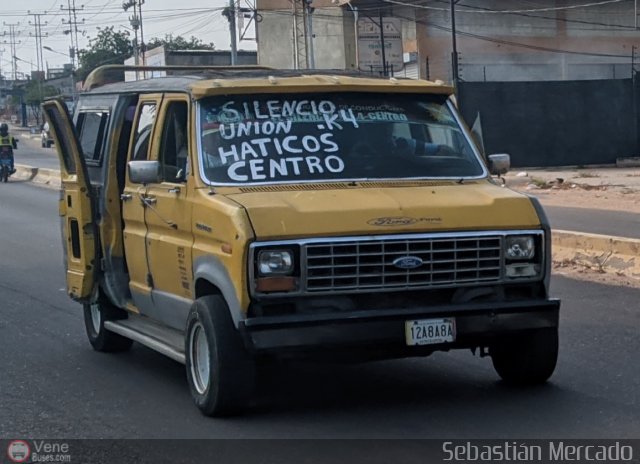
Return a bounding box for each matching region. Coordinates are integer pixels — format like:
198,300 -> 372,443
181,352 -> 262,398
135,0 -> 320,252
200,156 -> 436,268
120,193 -> 132,201
168,187 -> 180,194
143,195 -> 157,205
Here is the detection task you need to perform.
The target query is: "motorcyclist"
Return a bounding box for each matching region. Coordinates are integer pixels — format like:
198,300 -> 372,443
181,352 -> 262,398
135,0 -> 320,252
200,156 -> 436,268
0,123 -> 17,174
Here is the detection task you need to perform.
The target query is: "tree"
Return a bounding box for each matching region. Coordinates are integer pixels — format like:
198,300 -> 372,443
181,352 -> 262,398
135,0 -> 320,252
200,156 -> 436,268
146,35 -> 215,52
77,27 -> 134,82
24,80 -> 60,124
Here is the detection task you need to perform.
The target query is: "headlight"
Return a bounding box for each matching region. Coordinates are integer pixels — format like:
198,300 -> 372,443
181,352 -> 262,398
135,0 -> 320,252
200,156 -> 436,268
505,235 -> 535,260
257,249 -> 294,276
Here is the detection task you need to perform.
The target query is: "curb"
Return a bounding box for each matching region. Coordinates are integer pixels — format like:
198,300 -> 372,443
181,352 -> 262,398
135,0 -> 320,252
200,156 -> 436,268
14,164 -> 62,189
13,164 -> 640,280
552,230 -> 640,278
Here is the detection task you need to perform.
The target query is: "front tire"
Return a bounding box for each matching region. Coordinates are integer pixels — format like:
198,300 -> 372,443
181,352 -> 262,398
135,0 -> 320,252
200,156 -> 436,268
185,295 -> 255,417
491,327 -> 558,385
83,296 -> 133,352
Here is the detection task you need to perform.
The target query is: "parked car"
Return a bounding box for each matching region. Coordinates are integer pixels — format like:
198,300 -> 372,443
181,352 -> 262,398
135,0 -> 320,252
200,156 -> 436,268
41,122 -> 54,148
43,65 -> 560,417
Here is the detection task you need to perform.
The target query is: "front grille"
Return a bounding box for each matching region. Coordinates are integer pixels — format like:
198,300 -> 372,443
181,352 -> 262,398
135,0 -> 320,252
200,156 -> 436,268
304,235 -> 502,292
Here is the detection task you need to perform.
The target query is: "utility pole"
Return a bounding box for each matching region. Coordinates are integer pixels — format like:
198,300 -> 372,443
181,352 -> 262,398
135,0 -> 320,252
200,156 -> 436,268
292,0 -> 307,69
2,23 -> 21,81
450,0 -> 459,91
124,0 -> 141,79
61,0 -> 84,70
138,0 -> 145,65
124,0 -> 145,76
304,0 -> 315,69
223,0 -> 238,65
379,9 -> 387,76
29,12 -> 48,76
61,0 -> 84,100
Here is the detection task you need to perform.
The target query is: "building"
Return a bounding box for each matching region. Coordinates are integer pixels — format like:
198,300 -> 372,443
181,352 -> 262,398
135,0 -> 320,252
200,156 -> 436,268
255,0 -> 418,76
412,0 -> 640,82
256,0 -> 640,82
125,46 -> 258,80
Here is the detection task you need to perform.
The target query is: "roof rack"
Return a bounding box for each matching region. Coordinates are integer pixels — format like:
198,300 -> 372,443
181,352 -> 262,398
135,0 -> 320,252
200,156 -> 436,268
83,64 -> 274,91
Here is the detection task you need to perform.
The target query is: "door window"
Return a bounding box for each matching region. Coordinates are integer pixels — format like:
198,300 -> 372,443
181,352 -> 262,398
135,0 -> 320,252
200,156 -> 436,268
158,101 -> 189,183
77,111 -> 109,165
132,103 -> 157,161
44,105 -> 76,174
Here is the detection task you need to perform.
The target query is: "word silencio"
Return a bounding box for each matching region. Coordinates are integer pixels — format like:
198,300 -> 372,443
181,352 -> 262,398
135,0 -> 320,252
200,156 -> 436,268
207,99 -> 408,182
442,441 -> 634,462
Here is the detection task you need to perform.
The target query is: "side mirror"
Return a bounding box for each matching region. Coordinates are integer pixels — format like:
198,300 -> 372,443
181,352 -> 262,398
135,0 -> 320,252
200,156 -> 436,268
488,153 -> 510,176
128,160 -> 161,184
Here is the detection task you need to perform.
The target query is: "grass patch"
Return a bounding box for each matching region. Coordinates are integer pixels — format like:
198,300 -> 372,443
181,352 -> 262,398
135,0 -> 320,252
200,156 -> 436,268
573,172 -> 600,178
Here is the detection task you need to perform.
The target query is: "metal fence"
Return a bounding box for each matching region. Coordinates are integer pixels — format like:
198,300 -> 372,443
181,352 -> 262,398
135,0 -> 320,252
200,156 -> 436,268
458,78 -> 639,168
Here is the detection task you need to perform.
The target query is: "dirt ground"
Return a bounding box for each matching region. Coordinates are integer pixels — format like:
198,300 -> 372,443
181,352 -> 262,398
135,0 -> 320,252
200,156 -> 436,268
504,166 -> 640,214
552,260 -> 640,289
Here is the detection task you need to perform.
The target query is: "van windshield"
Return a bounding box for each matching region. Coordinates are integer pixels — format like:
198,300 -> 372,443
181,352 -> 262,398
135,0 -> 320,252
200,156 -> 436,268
198,92 -> 485,185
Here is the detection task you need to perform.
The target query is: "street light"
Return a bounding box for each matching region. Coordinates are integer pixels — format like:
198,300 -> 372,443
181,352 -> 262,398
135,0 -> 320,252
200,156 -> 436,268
42,45 -> 76,100
43,45 -> 69,57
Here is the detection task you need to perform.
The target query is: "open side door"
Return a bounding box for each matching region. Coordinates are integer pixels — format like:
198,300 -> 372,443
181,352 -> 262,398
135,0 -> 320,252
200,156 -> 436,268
43,99 -> 98,302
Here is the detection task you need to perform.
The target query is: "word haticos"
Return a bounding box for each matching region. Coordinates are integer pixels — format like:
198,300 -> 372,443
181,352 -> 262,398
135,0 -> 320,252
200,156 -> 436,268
212,100 -> 364,182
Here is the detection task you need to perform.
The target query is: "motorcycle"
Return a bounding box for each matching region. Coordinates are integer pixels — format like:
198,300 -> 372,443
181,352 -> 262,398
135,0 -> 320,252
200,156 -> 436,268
0,146 -> 13,183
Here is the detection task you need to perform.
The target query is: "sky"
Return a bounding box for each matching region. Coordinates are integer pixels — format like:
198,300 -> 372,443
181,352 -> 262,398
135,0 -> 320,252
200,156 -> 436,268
0,0 -> 257,76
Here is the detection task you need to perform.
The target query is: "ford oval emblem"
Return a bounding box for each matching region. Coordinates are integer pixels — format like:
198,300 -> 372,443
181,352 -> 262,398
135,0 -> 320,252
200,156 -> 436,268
393,256 -> 424,270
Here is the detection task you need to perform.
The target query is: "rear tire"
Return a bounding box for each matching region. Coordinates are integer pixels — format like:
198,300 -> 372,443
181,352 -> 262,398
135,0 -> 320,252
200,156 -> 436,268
185,295 -> 255,417
83,295 -> 133,353
2,169 -> 8,183
491,327 -> 558,385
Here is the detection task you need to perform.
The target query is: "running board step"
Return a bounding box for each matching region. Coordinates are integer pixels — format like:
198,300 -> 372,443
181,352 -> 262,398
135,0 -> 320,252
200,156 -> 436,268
104,315 -> 186,364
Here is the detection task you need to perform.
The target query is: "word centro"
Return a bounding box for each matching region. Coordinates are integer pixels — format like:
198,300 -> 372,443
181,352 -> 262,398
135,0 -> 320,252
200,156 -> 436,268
223,155 -> 344,182
442,441 -> 634,462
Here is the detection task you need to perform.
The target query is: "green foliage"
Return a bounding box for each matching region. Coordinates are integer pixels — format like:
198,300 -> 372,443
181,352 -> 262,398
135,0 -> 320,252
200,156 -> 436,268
24,81 -> 59,106
77,27 -> 134,81
22,80 -> 60,123
146,35 -> 215,52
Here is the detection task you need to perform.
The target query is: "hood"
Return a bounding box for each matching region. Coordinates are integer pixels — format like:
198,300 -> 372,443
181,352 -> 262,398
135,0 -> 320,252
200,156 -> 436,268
226,181 -> 541,240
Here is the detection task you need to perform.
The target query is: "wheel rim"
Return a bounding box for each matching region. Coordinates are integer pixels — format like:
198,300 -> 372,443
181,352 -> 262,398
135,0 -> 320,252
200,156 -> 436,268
190,322 -> 210,394
90,303 -> 101,334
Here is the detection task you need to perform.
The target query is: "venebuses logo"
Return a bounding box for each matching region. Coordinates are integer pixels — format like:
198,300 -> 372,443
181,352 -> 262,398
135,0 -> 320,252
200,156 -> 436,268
7,440 -> 31,463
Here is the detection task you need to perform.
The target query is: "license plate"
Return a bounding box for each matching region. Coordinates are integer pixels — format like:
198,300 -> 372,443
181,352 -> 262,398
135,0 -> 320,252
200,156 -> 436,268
405,318 -> 456,346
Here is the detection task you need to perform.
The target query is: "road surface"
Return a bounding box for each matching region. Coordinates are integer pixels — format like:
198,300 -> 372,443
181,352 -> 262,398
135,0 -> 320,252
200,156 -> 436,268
0,182 -> 638,440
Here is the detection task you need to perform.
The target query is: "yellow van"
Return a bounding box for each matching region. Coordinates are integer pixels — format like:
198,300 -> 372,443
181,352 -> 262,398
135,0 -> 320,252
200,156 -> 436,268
44,65 -> 559,416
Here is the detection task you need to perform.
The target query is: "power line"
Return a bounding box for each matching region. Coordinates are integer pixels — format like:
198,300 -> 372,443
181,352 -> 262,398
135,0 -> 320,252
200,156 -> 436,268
382,0 -> 629,14
2,22 -> 21,80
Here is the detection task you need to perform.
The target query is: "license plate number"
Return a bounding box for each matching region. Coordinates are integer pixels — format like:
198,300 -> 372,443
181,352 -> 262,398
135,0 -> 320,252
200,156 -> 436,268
405,318 -> 456,346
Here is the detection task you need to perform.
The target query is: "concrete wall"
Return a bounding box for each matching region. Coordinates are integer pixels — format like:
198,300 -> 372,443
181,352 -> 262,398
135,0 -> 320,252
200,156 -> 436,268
256,0 -> 355,70
257,0 -> 418,74
415,0 -> 640,82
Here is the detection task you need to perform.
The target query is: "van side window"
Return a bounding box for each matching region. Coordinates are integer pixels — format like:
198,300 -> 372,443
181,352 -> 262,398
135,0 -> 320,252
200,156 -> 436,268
158,101 -> 189,183
77,111 -> 109,165
132,103 -> 157,161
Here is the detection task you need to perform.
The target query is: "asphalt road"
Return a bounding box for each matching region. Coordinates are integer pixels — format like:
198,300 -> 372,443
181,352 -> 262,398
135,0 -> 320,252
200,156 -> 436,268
545,205 -> 640,240
0,181 -> 639,441
13,132 -> 60,170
